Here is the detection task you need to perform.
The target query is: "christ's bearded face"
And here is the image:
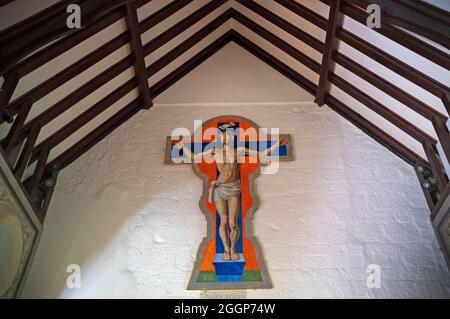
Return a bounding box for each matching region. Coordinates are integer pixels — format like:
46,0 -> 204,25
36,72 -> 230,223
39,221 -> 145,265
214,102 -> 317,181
219,132 -> 233,146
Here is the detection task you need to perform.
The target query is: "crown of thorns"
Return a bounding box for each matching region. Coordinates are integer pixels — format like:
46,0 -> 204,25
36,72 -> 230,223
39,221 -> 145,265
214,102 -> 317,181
218,122 -> 237,132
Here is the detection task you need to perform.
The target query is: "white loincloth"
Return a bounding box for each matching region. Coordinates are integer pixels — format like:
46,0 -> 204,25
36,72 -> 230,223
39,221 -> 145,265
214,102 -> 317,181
208,179 -> 241,203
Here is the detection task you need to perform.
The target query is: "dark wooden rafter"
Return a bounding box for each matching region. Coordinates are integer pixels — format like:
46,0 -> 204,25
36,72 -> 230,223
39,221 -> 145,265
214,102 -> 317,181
236,3 -> 439,142
236,0 -> 323,53
3,0 -> 225,123
45,98 -> 141,171
0,72 -> 19,121
432,183 -> 450,220
315,0 -> 342,106
29,78 -> 137,164
235,1 -> 448,212
25,2 -> 230,165
143,0 -> 227,56
0,6 -> 140,126
45,29 -> 424,175
333,52 -> 447,121
17,56 -> 133,140
1,100 -> 32,156
26,146 -> 50,205
40,167 -> 59,219
0,0 -> 15,7
148,9 -> 233,78
14,124 -> 41,180
231,10 -> 321,73
10,8 -> 125,79
345,0 -> 450,51
6,32 -> 130,116
29,7 -> 233,172
326,95 -> 423,166
444,93 -> 450,116
273,0 -> 328,29
432,117 -> 450,164
233,7 -> 436,146
46,31 -> 234,171
0,0 -> 137,74
0,0 -> 151,219
319,0 -> 450,70
339,28 -> 450,107
231,31 -> 317,95
329,74 -> 436,144
1,0 -> 152,80
423,142 -> 449,193
276,0 -> 449,100
272,0 -> 449,192
231,30 -> 422,165
140,0 -> 193,34
334,51 -> 450,159
150,31 -> 233,100
0,0 -> 448,221
125,1 -> 152,109
394,0 -> 450,26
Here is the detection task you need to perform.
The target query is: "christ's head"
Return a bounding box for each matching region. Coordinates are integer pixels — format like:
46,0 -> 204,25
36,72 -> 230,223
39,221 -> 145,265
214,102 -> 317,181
218,122 -> 238,148
219,131 -> 235,147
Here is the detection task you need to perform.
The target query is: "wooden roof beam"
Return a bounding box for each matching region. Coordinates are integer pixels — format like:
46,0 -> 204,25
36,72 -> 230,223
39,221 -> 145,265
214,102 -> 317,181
276,0 -> 449,98
125,1 -> 152,109
0,0 -> 135,74
346,0 -> 450,51
0,72 -> 19,122
231,30 -> 423,165
315,0 -> 342,106
319,0 -> 450,70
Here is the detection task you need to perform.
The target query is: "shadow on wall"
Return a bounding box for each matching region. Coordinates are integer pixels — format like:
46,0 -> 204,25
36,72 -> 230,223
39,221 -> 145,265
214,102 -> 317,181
21,127 -> 205,298
21,183 -> 135,298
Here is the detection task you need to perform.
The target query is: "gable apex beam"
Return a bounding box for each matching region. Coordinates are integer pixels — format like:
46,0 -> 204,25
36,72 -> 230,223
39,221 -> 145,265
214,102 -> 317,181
125,1 -> 152,109
315,0 -> 342,106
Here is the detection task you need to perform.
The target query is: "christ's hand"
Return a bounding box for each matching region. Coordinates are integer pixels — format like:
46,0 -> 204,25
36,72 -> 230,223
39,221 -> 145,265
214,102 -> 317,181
174,141 -> 184,149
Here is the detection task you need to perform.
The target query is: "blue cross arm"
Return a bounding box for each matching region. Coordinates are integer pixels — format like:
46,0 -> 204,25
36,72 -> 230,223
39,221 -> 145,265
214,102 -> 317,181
242,138 -> 289,158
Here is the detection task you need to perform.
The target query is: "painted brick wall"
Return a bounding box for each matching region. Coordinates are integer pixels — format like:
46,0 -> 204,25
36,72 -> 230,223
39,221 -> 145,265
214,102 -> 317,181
21,103 -> 450,298
22,44 -> 450,298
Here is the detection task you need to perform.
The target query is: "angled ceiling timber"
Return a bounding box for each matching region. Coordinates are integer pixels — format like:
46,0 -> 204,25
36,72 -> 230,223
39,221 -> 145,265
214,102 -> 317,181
0,0 -> 449,220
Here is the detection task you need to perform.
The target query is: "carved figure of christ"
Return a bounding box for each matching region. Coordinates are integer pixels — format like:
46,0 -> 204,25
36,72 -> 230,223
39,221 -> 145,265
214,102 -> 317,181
174,131 -> 287,261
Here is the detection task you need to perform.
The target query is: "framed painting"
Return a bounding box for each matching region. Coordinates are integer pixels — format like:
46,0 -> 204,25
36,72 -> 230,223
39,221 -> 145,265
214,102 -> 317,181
433,193 -> 450,270
0,150 -> 42,298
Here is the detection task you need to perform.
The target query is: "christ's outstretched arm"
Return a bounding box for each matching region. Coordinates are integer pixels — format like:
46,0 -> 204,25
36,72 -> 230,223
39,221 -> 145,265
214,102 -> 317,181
242,138 -> 288,158
174,141 -> 214,162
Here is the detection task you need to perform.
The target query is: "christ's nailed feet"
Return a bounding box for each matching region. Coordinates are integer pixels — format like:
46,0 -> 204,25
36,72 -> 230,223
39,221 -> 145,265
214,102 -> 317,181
223,251 -> 231,261
231,251 -> 239,261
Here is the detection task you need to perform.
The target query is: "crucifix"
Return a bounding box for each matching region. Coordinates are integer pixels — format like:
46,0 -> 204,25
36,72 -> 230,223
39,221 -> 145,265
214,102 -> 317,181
165,115 -> 294,290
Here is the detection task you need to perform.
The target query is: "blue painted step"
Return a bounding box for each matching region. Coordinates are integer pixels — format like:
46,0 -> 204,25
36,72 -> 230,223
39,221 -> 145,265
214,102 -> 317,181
213,253 -> 246,282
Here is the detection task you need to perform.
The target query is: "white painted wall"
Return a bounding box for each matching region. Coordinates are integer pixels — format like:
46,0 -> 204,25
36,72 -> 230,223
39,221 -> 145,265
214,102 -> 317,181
22,43 -> 450,298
